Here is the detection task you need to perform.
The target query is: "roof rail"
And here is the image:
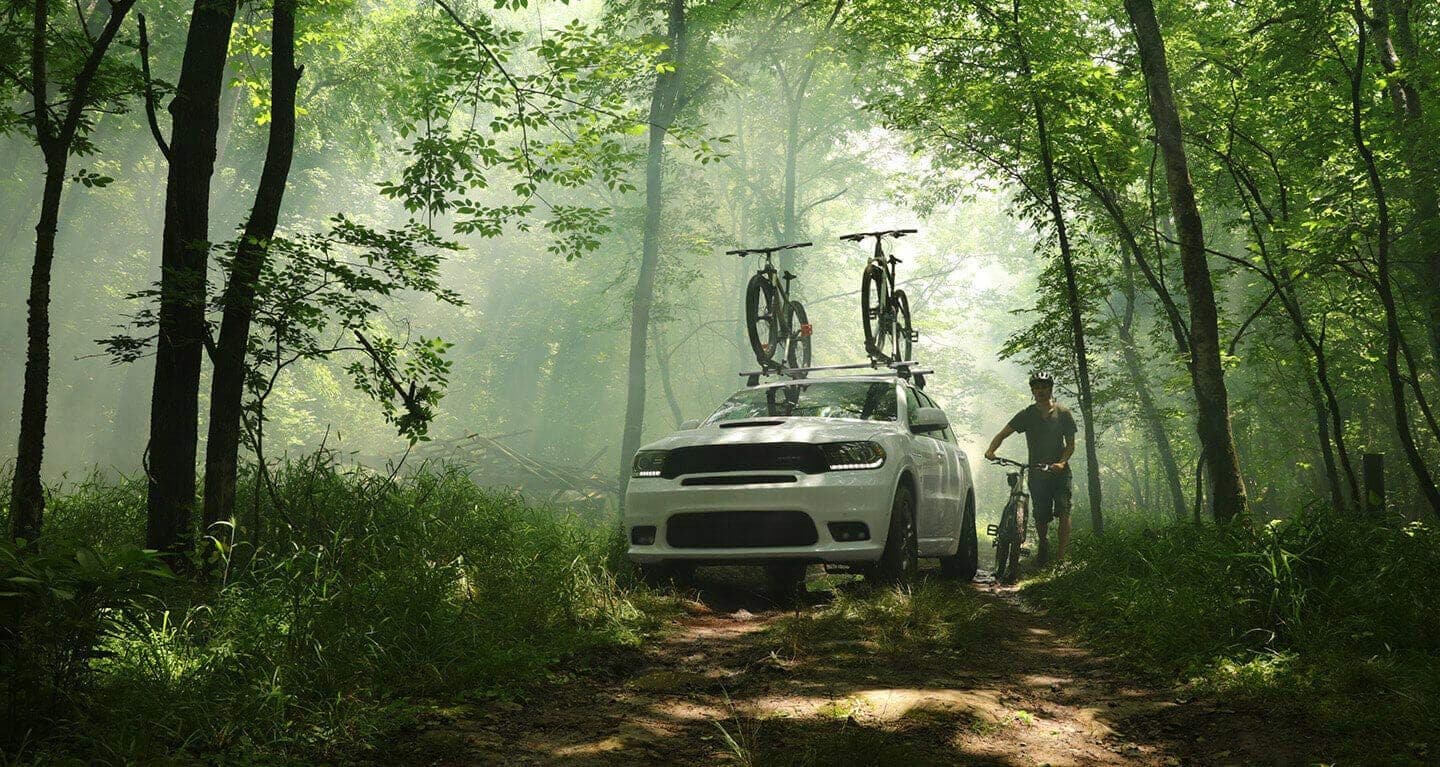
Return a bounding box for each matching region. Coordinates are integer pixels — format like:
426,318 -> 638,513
739,360 -> 933,388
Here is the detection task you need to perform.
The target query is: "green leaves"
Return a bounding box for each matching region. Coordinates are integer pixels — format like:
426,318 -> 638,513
71,168 -> 115,188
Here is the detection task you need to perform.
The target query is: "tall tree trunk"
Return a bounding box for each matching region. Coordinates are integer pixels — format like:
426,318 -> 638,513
146,0 -> 241,556
1369,0 -> 1440,378
11,0 -> 135,542
1300,356 -> 1345,511
201,0 -> 301,533
618,0 -> 686,496
1014,9 -> 1103,533
1124,0 -> 1248,521
1348,2 -> 1440,517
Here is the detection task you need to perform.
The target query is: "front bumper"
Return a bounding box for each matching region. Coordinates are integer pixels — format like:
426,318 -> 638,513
623,470 -> 896,564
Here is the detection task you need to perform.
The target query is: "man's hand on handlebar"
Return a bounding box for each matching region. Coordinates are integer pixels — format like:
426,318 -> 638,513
1048,461 -> 1067,474
984,448 -> 997,461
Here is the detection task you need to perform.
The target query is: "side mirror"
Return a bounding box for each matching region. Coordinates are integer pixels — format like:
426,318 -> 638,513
911,406 -> 949,434
679,419 -> 701,430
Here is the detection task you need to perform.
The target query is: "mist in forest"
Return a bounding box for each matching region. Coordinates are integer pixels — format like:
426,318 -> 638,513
0,6 -> 1047,509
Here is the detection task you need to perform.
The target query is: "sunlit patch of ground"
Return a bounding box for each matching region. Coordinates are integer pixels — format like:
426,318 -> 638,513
382,570 -> 1335,766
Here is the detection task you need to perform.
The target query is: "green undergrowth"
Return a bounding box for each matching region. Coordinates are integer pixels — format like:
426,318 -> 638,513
0,459 -> 672,765
1024,513 -> 1440,762
769,580 -> 993,661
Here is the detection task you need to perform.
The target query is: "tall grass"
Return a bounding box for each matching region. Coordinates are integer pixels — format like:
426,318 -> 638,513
1026,513 -> 1440,757
1,458 -> 663,765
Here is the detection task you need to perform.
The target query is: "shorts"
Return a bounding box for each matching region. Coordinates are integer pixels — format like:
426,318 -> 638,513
1029,470 -> 1072,526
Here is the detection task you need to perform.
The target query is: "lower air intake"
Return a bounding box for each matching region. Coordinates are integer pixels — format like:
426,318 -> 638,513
665,511 -> 818,548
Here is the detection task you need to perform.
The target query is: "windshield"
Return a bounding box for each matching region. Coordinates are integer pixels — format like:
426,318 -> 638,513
704,381 -> 897,424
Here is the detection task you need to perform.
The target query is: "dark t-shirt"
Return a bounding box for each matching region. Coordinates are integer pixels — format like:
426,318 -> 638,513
1007,403 -> 1077,469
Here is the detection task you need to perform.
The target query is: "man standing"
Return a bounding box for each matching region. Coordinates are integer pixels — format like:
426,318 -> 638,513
983,372 -> 1076,566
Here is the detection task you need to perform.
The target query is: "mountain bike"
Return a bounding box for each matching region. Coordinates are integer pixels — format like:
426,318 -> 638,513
986,457 -> 1050,584
840,229 -> 918,364
728,242 -> 814,373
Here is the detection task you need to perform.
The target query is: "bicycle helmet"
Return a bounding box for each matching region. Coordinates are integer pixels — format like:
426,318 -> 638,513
1028,371 -> 1055,387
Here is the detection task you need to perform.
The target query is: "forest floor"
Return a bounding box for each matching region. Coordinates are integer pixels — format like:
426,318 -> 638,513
382,570 -> 1331,767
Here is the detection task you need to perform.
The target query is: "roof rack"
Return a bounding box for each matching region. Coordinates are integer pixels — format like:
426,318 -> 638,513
739,360 -> 932,389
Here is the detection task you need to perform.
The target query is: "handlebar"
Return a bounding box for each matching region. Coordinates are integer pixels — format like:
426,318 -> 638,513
727,241 -> 813,257
988,456 -> 1054,471
838,228 -> 917,242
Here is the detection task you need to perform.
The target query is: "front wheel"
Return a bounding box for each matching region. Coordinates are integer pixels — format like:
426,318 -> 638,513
941,497 -> 978,581
867,484 -> 918,586
746,273 -> 782,369
993,502 -> 1021,584
860,263 -> 892,362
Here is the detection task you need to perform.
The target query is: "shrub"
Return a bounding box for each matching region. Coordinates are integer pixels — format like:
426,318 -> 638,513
1,458 -> 661,764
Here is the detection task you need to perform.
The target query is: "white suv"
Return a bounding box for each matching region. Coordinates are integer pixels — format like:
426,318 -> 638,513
624,375 -> 978,588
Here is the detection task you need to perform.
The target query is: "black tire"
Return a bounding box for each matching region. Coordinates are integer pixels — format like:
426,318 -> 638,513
860,263 -> 891,362
867,483 -> 918,586
783,301 -> 812,371
941,496 -> 979,581
892,289 -> 913,362
746,273 -> 781,368
993,502 -> 1022,584
765,562 -> 808,604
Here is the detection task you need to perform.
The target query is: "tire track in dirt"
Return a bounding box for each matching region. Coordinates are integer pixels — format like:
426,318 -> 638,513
388,572 -> 1327,766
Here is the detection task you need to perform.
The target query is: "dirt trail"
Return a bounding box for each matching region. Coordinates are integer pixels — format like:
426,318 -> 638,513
392,573 -> 1322,766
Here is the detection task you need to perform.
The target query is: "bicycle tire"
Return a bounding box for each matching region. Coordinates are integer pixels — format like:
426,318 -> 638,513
746,273 -> 782,368
993,500 -> 1019,582
784,301 -> 812,372
892,289 -> 913,362
861,263 -> 891,361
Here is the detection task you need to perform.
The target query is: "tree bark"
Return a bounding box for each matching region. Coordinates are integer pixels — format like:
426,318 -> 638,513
146,0 -> 241,556
618,0 -> 687,496
1348,1 -> 1440,517
11,0 -> 136,543
1123,0 -> 1248,522
201,0 -> 301,533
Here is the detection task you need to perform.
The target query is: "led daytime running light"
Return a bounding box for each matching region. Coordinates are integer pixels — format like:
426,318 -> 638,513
631,450 -> 670,478
821,441 -> 886,471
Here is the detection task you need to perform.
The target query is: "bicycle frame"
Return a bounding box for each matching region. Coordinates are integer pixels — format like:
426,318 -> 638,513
729,242 -> 813,372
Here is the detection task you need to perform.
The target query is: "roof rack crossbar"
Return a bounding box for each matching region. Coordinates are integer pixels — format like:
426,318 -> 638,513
739,360 -> 936,386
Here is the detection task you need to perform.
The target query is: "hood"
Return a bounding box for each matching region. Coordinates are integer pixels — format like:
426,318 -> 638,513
640,417 -> 900,452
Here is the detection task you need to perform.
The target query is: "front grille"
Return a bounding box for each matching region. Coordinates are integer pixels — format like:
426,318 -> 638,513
680,475 -> 798,486
661,443 -> 826,478
666,511 -> 818,548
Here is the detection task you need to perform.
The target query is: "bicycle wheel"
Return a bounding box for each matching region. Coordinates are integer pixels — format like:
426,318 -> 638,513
746,273 -> 781,368
993,501 -> 1019,583
892,289 -> 913,362
783,301 -> 812,372
860,263 -> 891,361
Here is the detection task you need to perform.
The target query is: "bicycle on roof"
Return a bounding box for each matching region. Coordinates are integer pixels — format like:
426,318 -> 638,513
727,241 -> 814,374
840,229 -> 918,365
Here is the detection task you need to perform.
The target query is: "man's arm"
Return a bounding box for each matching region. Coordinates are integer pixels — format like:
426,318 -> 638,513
1051,432 -> 1075,473
984,424 -> 1015,461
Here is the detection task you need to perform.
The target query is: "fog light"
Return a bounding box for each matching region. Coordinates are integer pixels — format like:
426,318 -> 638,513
827,522 -> 870,542
631,525 -> 657,545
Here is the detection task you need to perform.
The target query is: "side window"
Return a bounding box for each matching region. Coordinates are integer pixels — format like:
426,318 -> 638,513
919,390 -> 958,445
904,386 -> 921,430
910,388 -> 940,441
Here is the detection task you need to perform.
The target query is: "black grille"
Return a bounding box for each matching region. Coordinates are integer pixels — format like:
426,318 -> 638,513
680,475 -> 797,486
661,443 -> 826,478
666,511 -> 818,548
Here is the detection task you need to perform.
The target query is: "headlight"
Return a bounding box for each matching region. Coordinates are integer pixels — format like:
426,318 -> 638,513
631,450 -> 670,478
820,441 -> 886,471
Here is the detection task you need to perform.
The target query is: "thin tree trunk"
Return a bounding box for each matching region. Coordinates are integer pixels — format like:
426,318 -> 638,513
146,0 -> 241,556
655,328 -> 685,430
11,0 -> 136,542
1124,0 -> 1248,521
1369,0 -> 1440,378
1015,12 -> 1103,533
1348,0 -> 1440,517
618,0 -> 686,496
201,0 -> 301,533
1117,295 -> 1186,520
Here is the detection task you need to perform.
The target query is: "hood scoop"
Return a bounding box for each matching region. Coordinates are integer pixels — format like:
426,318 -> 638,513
718,420 -> 785,428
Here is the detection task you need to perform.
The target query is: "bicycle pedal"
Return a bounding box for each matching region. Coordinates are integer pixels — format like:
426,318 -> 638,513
985,524 -> 999,536
908,330 -> 920,342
